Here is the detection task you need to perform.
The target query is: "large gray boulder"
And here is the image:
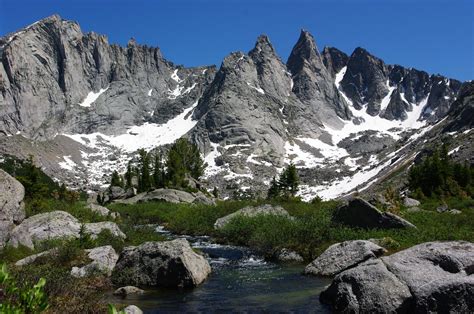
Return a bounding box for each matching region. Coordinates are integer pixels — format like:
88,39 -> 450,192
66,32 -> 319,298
123,305 -> 143,314
0,169 -> 25,223
320,259 -> 413,312
71,245 -> 118,277
8,211 -> 81,249
214,204 -> 291,229
333,198 -> 416,229
305,240 -> 386,276
0,169 -> 26,246
320,241 -> 474,313
112,239 -> 211,288
83,222 -> 126,240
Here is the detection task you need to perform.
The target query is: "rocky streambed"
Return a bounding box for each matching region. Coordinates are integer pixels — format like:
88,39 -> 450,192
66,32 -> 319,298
107,225 -> 332,312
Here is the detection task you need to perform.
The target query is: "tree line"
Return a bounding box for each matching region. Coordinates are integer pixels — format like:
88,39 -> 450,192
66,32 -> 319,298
408,144 -> 473,198
110,138 -> 206,193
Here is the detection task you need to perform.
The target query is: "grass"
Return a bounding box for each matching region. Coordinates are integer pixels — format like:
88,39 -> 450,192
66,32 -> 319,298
110,197 -> 474,261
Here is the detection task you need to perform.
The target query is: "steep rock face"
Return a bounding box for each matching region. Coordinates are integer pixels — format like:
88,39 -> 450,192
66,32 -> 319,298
322,46 -> 349,78
0,15 -> 215,139
340,47 -> 390,115
287,30 -> 351,130
338,48 -> 461,121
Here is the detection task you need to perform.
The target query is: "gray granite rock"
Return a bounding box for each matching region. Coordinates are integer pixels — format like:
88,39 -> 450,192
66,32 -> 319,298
320,241 -> 474,313
333,198 -> 416,229
305,240 -> 386,277
214,204 -> 291,229
83,222 -> 126,240
71,245 -> 118,277
8,211 -> 81,249
112,239 -> 211,288
113,286 -> 145,296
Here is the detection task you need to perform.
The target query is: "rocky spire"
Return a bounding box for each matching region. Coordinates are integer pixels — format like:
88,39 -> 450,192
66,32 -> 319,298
287,30 -> 352,128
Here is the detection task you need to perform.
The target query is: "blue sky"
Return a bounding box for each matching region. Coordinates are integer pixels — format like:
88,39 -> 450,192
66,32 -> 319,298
1,0 -> 472,81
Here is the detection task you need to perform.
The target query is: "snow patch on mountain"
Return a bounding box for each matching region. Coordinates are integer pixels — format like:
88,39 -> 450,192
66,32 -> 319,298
78,86 -> 109,107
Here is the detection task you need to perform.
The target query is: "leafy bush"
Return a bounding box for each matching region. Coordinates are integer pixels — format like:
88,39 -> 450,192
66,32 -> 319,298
0,263 -> 49,313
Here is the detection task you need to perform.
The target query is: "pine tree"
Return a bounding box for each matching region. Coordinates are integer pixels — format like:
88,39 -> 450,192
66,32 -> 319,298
125,161 -> 133,189
166,138 -> 206,187
152,152 -> 165,188
110,170 -> 123,187
278,163 -> 299,197
137,149 -> 152,192
267,176 -> 281,199
212,187 -> 219,198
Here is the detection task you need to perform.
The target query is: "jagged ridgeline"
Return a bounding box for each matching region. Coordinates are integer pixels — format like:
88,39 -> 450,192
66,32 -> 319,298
0,15 -> 472,199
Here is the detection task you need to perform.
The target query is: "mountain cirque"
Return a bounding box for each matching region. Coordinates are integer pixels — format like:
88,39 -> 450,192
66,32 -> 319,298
0,15 -> 472,199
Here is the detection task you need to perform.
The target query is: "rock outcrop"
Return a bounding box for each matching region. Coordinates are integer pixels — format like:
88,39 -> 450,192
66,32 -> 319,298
0,169 -> 26,246
8,211 -> 81,249
214,204 -> 291,229
305,240 -> 386,277
83,222 -> 126,240
320,241 -> 474,313
71,245 -> 118,277
112,239 -> 211,288
333,198 -> 416,229
113,188 -> 213,205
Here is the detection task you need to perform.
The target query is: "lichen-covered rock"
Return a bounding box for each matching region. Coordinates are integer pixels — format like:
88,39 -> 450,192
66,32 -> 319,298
8,211 -> 81,249
0,169 -> 25,223
274,248 -> 304,263
333,198 -> 416,229
214,204 -> 291,229
305,240 -> 386,276
320,259 -> 413,312
83,222 -> 126,240
112,239 -> 211,288
0,169 -> 26,246
320,241 -> 474,313
71,245 -> 118,277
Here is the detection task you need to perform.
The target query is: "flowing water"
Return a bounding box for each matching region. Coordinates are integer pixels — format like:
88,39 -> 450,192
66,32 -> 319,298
107,226 -> 332,313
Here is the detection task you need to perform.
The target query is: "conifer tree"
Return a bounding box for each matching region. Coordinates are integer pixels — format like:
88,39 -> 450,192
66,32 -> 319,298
125,161 -> 133,189
137,149 -> 152,192
152,152 -> 165,188
110,170 -> 123,187
279,163 -> 299,197
166,138 -> 205,187
267,176 -> 281,199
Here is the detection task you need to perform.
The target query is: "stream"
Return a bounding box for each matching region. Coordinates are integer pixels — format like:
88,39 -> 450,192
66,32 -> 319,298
107,226 -> 332,313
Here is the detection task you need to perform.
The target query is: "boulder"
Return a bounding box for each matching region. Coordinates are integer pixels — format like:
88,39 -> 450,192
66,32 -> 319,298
87,204 -> 110,217
123,305 -> 143,314
8,211 -> 81,249
333,198 -> 416,229
0,169 -> 26,246
0,221 -> 14,248
274,248 -> 304,263
0,169 -> 26,224
113,286 -> 145,296
112,239 -> 211,288
320,241 -> 474,313
305,240 -> 386,276
320,259 -> 413,312
449,209 -> 462,215
437,203 -> 449,213
403,197 -> 420,207
15,248 -> 57,266
113,188 -> 215,206
193,191 -> 216,206
71,245 -> 118,277
83,222 -> 126,240
214,204 -> 291,229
